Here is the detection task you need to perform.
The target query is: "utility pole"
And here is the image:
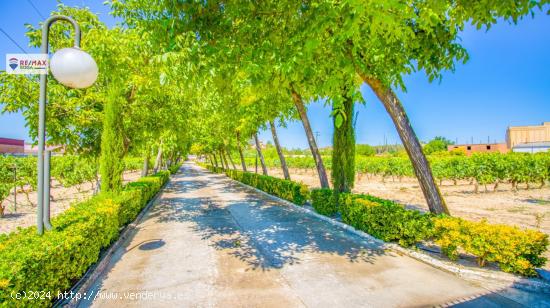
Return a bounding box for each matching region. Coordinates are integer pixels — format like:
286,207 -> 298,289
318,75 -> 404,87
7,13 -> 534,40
314,131 -> 320,145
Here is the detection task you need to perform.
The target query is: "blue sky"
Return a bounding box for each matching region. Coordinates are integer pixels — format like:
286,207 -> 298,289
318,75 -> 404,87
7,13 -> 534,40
1,1 -> 549,149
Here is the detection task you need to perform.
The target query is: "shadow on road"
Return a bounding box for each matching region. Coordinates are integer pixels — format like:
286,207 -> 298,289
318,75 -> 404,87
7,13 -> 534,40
149,168 -> 387,271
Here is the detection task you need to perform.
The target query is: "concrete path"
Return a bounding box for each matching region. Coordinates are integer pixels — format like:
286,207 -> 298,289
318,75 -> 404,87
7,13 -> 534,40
79,163 -> 549,308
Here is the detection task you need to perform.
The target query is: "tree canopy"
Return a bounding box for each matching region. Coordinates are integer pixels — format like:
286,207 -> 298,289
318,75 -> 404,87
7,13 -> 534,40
1,0 -> 547,210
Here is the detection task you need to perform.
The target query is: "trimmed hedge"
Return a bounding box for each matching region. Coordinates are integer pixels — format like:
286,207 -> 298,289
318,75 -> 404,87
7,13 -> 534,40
337,192 -> 548,276
434,216 -> 548,276
339,193 -> 434,247
310,188 -> 338,216
0,170 -> 170,307
207,166 -> 309,205
168,163 -> 182,175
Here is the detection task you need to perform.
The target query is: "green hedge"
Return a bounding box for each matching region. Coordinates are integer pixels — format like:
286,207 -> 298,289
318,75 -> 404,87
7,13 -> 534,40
0,170 -> 170,307
169,163 -> 181,175
310,188 -> 338,216
339,193 -> 434,247
206,166 -> 309,205
337,192 -> 548,276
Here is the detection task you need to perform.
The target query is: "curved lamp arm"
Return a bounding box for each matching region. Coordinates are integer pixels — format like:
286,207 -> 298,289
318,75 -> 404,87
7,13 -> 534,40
41,15 -> 81,52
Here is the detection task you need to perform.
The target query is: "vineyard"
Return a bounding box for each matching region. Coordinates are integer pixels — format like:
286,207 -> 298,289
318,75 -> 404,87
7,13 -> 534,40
0,155 -> 144,217
242,151 -> 550,192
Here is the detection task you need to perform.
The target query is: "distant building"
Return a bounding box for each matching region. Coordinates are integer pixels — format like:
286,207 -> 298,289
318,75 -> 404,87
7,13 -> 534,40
0,138 -> 24,154
24,143 -> 65,155
445,121 -> 549,155
447,143 -> 508,156
512,142 -> 550,154
506,122 -> 550,149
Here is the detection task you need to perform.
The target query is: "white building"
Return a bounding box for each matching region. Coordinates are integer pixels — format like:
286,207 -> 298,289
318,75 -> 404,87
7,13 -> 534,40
512,142 -> 550,153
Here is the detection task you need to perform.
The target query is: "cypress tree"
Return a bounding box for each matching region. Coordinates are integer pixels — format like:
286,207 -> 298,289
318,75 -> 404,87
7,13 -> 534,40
99,88 -> 125,192
332,94 -> 355,193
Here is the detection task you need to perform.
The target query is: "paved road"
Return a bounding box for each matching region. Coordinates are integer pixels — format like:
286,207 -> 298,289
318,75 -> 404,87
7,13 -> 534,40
80,163 -> 548,307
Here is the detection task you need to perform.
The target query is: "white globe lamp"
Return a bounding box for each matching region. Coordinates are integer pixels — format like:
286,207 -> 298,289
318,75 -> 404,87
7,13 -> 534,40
50,47 -> 98,89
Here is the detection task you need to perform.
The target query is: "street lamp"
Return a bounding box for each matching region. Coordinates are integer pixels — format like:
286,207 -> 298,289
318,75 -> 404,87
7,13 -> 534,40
37,16 -> 98,235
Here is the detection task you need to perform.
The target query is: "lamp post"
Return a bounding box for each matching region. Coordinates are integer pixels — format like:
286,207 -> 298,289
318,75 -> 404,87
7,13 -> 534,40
37,15 -> 98,235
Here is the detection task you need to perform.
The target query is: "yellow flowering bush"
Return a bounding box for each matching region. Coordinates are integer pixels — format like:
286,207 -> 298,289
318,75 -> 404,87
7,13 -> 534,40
434,216 -> 548,276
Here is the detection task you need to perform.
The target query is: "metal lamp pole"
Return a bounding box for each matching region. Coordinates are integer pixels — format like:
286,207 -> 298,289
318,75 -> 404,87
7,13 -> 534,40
37,16 -> 81,235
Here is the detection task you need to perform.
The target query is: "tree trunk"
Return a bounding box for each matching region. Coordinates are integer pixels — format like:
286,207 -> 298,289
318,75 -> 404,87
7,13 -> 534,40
219,150 -> 228,169
167,152 -> 175,168
225,146 -> 237,169
254,133 -> 268,175
291,88 -> 330,188
236,134 -> 247,172
212,153 -> 219,167
141,152 -> 149,177
332,92 -> 355,193
153,143 -> 163,173
269,120 -> 290,180
361,76 -> 449,215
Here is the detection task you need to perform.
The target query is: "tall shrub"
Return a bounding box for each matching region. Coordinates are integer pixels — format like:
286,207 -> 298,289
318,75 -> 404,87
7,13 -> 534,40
331,93 -> 355,193
99,88 -> 125,192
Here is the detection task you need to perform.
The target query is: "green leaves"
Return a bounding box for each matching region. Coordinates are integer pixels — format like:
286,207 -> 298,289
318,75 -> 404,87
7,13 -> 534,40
331,99 -> 346,129
311,188 -> 338,216
334,113 -> 344,128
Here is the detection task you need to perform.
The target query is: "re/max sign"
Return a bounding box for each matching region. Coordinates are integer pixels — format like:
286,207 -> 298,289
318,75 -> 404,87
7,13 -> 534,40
6,53 -> 48,75
18,59 -> 47,68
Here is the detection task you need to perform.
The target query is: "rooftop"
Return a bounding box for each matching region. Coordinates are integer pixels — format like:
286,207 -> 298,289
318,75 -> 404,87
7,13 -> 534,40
0,137 -> 24,146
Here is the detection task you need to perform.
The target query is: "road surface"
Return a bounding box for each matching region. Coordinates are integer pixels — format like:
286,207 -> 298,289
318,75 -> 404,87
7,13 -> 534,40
79,163 -> 549,307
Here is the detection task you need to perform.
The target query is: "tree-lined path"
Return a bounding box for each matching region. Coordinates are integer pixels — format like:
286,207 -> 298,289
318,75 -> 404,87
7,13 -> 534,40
78,162 -> 543,307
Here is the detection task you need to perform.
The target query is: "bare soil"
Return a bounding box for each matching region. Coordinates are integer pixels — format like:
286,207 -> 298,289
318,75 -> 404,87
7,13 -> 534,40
270,168 -> 550,234
0,171 -> 141,235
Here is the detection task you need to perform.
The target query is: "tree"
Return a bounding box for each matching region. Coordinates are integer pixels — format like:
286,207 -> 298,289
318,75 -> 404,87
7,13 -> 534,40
99,87 -> 125,192
292,91 -> 330,188
112,0 -> 548,215
236,132 -> 247,171
254,133 -> 268,175
424,137 -> 455,155
270,120 -> 290,180
141,145 -> 151,177
153,141 -> 163,173
332,90 -> 356,193
356,144 -> 376,157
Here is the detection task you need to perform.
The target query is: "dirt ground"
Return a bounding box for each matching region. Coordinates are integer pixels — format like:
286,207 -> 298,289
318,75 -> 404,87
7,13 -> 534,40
268,167 -> 550,272
0,171 -> 141,235
268,168 -> 550,234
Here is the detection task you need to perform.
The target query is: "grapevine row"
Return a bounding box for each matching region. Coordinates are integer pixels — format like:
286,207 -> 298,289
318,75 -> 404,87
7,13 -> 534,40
242,152 -> 550,191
